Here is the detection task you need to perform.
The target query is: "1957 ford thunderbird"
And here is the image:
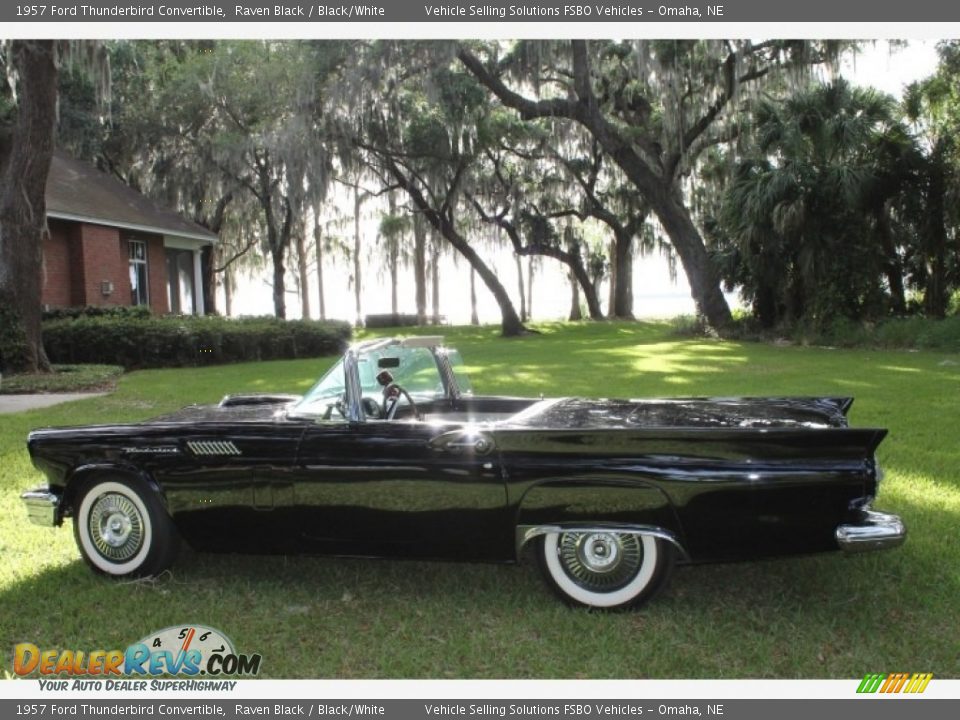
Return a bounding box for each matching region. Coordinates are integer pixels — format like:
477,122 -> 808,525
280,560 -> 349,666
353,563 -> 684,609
21,336 -> 905,609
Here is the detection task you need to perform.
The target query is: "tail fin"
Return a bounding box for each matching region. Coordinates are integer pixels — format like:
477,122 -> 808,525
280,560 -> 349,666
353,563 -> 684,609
826,397 -> 855,416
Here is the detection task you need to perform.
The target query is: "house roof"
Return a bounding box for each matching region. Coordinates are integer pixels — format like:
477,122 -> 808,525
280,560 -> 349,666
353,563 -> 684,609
46,151 -> 218,244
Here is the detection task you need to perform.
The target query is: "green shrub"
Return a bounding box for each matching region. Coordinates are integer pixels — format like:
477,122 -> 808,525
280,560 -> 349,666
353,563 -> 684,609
948,290 -> 960,317
790,315 -> 960,352
909,315 -> 960,351
42,315 -> 352,369
0,302 -> 29,373
668,314 -> 709,338
365,313 -> 422,328
41,305 -> 152,321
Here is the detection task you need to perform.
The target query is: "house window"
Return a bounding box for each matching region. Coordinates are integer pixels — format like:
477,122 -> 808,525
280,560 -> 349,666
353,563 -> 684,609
165,248 -> 196,314
129,240 -> 149,306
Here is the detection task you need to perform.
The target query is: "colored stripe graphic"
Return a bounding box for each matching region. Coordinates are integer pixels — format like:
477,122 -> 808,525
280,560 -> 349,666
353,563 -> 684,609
858,672 -> 932,694
857,673 -> 885,693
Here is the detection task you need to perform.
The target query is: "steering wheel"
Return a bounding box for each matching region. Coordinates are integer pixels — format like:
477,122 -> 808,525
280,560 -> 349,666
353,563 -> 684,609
361,396 -> 383,419
383,382 -> 421,421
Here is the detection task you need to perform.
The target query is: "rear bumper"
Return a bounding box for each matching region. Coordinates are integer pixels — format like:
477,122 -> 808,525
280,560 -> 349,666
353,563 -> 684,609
21,487 -> 61,527
836,510 -> 906,553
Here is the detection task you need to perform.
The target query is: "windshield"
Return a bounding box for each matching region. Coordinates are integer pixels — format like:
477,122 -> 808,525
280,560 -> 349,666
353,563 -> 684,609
293,358 -> 347,414
292,344 -> 449,418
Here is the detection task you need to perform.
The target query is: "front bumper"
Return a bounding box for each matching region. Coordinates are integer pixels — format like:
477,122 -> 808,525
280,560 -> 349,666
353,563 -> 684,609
836,509 -> 906,553
21,487 -> 61,527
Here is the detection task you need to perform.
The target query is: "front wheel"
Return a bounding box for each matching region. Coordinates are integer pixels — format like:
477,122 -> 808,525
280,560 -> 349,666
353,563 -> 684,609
537,530 -> 674,610
73,476 -> 179,578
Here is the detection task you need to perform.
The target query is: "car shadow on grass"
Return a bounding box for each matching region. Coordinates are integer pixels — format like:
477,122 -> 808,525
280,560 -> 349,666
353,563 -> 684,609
3,513 -> 952,679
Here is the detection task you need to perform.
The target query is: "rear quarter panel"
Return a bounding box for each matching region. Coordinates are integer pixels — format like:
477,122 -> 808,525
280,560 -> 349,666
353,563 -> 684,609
495,427 -> 884,563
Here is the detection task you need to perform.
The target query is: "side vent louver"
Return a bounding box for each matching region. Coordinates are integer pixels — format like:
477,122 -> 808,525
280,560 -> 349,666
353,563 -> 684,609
187,440 -> 241,456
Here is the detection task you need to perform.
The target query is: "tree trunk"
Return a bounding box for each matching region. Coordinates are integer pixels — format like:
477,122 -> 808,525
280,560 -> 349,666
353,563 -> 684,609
388,192 -> 399,315
271,246 -> 287,320
573,260 -> 604,320
199,192 -> 231,316
0,40 -> 57,373
353,185 -> 363,326
925,158 -> 948,319
527,257 -> 534,319
651,186 -> 732,327
390,249 -> 399,315
386,158 -> 525,336
224,267 -> 233,317
754,284 -> 778,328
607,238 -> 617,316
314,212 -> 326,320
438,222 -> 523,334
413,212 -> 427,324
515,253 -> 527,322
568,271 -> 582,321
430,229 -> 440,323
296,227 -> 310,319
482,206 -> 602,322
611,229 -> 635,318
876,203 -> 906,315
202,245 -> 217,315
257,163 -> 289,319
470,268 -> 479,325
884,263 -> 907,317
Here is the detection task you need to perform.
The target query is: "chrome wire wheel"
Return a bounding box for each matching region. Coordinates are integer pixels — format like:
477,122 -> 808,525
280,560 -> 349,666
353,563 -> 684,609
539,530 -> 673,610
88,492 -> 145,562
74,478 -> 166,577
557,531 -> 644,593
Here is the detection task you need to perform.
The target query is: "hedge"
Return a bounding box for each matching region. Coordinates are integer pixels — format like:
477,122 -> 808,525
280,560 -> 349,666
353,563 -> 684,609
42,305 -> 152,321
364,313 -> 447,328
42,315 -> 352,369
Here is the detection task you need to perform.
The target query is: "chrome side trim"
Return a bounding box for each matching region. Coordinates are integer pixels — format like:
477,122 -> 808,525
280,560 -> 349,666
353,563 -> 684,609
516,523 -> 689,561
187,440 -> 241,456
21,488 -> 61,527
836,510 -> 906,553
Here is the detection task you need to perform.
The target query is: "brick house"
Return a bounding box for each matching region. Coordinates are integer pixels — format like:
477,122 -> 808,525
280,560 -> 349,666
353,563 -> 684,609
42,151 -> 217,315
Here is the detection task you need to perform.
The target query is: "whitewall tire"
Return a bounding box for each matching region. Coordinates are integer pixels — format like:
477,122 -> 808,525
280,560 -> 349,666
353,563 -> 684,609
73,477 -> 179,578
538,530 -> 674,610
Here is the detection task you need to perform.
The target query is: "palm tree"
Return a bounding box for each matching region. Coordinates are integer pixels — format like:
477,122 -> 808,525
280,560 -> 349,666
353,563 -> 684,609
716,79 -> 915,327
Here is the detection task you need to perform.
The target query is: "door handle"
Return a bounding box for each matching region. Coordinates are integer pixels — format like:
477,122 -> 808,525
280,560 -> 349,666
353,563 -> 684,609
433,433 -> 494,455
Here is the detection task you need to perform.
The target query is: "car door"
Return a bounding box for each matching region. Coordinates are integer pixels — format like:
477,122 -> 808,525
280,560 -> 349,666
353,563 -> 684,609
291,418 -> 511,561
156,418 -> 309,554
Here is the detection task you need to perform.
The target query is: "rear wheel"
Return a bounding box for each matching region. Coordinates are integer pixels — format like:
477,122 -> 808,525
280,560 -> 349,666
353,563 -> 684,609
73,476 -> 179,578
537,530 -> 674,609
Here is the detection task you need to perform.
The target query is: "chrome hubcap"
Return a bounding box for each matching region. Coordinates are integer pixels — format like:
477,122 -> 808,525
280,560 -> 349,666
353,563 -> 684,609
558,532 -> 643,592
89,493 -> 144,562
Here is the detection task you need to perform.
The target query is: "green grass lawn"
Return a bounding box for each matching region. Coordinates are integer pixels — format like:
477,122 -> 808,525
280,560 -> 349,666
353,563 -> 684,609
1,321 -> 958,678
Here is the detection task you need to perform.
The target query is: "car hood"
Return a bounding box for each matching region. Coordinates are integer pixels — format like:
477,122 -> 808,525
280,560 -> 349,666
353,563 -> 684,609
148,394 -> 300,424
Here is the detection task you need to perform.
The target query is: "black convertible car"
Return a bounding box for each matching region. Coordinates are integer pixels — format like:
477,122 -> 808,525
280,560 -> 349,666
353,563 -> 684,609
22,336 -> 905,609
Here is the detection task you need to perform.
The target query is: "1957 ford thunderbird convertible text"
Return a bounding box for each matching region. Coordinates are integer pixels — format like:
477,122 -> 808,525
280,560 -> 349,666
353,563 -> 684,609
21,336 -> 905,609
